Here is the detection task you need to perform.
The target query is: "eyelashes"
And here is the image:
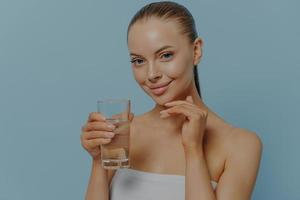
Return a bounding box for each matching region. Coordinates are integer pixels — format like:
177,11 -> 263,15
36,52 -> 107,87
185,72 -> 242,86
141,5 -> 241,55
130,58 -> 144,65
130,52 -> 174,66
161,52 -> 173,60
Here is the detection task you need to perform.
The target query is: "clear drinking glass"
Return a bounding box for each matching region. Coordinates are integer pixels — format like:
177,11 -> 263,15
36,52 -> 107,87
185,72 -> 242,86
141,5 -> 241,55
97,98 -> 131,169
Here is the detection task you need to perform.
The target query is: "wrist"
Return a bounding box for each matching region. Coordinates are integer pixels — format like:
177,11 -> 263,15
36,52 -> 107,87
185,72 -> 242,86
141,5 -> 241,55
184,145 -> 204,158
92,158 -> 103,168
91,159 -> 108,176
92,156 -> 101,162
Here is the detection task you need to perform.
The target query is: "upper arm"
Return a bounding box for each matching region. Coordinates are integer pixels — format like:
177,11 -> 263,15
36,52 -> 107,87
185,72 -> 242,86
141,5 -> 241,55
216,129 -> 263,200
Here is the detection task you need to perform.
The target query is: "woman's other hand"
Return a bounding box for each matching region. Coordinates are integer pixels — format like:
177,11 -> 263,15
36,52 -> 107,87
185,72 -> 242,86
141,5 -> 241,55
160,96 -> 208,152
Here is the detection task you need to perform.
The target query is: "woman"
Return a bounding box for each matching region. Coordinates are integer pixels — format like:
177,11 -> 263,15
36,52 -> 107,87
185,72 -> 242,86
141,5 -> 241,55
80,1 -> 263,200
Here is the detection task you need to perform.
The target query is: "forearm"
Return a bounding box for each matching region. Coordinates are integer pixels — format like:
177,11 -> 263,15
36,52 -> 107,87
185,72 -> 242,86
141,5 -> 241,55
185,147 -> 216,200
85,159 -> 109,200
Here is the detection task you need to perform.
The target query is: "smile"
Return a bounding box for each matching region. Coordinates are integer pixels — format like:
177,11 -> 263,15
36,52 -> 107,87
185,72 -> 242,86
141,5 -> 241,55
149,81 -> 173,96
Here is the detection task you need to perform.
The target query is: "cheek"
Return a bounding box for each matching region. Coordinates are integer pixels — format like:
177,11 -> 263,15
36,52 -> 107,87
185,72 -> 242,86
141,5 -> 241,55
165,65 -> 185,78
163,56 -> 192,78
132,68 -> 146,84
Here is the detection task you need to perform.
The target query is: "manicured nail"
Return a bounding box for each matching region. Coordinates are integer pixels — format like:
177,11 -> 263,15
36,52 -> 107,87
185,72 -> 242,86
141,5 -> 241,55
107,124 -> 116,129
106,132 -> 115,138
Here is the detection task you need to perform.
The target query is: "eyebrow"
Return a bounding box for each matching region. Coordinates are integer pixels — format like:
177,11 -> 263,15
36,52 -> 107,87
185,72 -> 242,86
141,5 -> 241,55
130,45 -> 174,57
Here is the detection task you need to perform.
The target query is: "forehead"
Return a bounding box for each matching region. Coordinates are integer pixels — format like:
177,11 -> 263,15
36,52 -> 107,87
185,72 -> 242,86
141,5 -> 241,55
127,17 -> 188,53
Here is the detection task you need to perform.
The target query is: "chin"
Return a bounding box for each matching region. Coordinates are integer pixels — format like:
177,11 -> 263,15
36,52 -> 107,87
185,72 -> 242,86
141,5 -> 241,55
150,92 -> 176,106
154,97 -> 168,106
141,83 -> 182,105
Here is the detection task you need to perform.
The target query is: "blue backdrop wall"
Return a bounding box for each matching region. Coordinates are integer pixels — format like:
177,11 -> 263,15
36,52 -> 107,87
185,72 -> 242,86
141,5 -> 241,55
0,0 -> 299,199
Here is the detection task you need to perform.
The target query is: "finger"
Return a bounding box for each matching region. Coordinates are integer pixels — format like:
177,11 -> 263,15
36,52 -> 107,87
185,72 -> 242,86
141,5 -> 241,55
160,105 -> 195,120
88,112 -> 106,122
164,99 -> 194,107
83,131 -> 115,140
129,113 -> 134,121
186,95 -> 194,103
84,138 -> 112,149
82,121 -> 116,132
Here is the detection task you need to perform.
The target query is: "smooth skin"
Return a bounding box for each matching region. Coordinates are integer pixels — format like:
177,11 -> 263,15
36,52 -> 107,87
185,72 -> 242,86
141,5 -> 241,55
81,17 -> 263,200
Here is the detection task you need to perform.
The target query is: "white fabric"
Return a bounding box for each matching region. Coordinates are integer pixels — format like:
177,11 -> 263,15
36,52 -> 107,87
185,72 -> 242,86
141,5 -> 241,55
109,168 -> 218,200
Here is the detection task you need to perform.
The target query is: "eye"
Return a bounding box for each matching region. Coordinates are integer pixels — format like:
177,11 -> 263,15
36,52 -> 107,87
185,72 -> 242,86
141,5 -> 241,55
160,52 -> 173,61
130,58 -> 145,66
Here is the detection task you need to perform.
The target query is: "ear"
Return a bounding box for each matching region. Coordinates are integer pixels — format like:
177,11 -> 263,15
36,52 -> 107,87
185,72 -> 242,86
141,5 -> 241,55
193,37 -> 203,66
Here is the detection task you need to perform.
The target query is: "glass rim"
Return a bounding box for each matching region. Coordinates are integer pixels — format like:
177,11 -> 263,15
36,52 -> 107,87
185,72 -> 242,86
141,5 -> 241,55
97,98 -> 130,104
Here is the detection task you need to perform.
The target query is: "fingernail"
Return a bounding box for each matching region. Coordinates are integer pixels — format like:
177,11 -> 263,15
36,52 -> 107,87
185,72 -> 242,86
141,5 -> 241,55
107,124 -> 116,129
106,132 -> 115,137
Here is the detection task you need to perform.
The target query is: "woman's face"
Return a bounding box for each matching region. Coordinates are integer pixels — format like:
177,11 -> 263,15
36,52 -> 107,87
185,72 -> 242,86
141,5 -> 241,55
127,17 -> 201,105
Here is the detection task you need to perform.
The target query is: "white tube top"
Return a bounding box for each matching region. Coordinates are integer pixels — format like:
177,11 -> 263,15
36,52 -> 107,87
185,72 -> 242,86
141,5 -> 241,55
109,168 -> 218,200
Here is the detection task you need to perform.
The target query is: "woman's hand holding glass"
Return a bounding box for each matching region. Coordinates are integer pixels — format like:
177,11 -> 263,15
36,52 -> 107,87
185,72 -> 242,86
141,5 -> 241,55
80,112 -> 116,161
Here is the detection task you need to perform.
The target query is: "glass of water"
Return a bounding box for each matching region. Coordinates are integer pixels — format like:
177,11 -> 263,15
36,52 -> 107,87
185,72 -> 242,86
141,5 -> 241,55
97,98 -> 131,169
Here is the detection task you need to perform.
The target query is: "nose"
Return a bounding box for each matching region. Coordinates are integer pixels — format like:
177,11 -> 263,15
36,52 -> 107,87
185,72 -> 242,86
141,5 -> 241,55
147,63 -> 162,82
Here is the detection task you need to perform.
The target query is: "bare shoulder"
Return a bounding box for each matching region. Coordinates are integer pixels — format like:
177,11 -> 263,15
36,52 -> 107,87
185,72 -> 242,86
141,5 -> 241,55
223,127 -> 263,180
226,127 -> 263,156
212,127 -> 263,198
131,112 -> 152,129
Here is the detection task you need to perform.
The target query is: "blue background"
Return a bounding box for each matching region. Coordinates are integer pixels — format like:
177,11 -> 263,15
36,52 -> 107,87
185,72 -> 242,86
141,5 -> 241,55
0,0 -> 299,199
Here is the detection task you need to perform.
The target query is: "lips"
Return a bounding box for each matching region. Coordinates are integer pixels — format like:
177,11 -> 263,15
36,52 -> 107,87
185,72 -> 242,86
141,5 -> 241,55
148,81 -> 172,95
